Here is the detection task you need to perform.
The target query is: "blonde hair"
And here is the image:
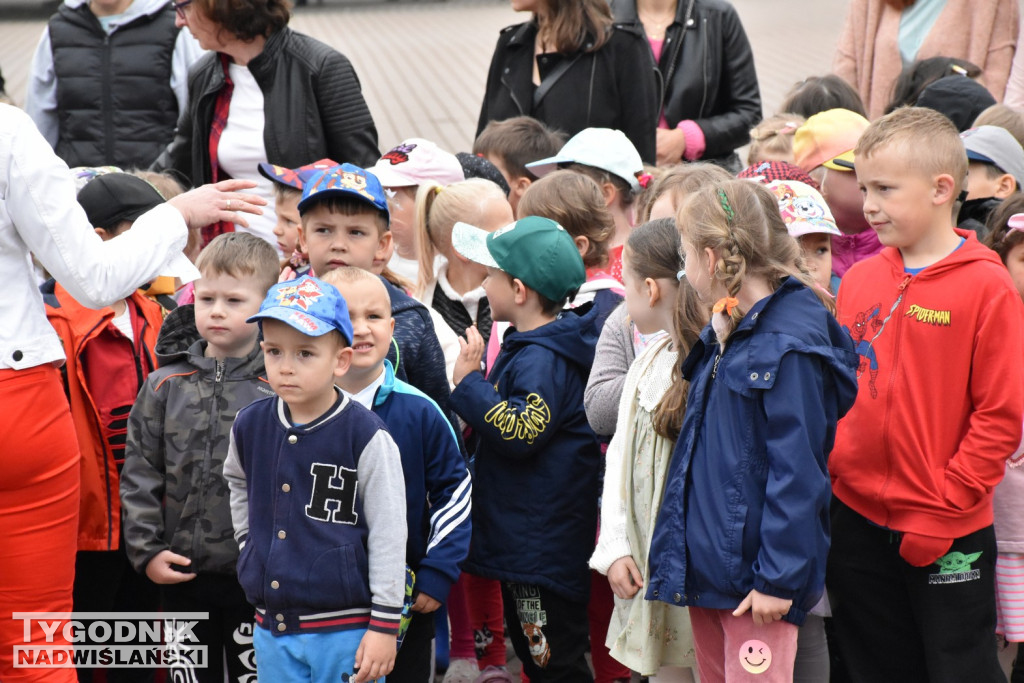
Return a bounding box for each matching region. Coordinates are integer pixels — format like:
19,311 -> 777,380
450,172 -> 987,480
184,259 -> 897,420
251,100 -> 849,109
414,178 -> 508,294
517,170 -> 614,269
855,106 -> 968,197
131,170 -> 186,199
678,179 -> 829,343
636,163 -> 732,223
321,266 -> 391,307
747,113 -> 806,166
195,232 -> 280,295
974,104 -> 1024,150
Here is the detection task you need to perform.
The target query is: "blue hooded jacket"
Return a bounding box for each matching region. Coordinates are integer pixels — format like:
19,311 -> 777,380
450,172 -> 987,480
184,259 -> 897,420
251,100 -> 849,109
450,305 -> 603,603
370,360 -> 472,604
645,278 -> 859,625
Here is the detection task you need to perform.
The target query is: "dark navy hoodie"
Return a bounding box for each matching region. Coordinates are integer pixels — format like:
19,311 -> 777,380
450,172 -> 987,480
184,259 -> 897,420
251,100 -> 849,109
450,305 -> 603,602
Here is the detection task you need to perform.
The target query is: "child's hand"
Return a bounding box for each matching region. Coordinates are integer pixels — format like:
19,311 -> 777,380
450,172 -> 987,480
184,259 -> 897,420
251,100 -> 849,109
453,326 -> 485,386
278,265 -> 297,282
352,630 -> 397,683
145,550 -> 197,584
607,556 -> 644,599
732,589 -> 792,626
410,592 -> 441,614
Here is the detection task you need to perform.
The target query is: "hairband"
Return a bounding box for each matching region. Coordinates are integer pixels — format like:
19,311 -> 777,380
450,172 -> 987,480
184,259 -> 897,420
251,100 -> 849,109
778,122 -> 800,135
1004,213 -> 1024,241
717,188 -> 735,223
433,186 -> 443,196
637,172 -> 653,189
676,269 -> 686,282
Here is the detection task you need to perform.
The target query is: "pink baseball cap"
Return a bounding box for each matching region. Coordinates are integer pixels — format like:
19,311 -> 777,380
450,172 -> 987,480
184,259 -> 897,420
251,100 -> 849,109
367,138 -> 465,188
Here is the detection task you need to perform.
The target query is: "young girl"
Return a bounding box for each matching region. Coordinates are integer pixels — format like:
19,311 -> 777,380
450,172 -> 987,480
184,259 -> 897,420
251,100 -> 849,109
746,114 -> 806,167
985,197 -> 1024,681
590,218 -> 705,683
645,180 -> 859,682
517,170 -> 623,325
415,178 -> 514,349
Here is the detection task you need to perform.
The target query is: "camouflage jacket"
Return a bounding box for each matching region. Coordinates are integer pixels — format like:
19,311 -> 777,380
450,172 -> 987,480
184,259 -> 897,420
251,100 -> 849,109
120,305 -> 274,575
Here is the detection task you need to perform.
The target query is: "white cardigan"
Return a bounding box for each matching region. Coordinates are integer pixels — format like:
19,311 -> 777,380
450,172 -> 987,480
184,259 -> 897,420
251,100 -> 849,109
0,104 -> 194,370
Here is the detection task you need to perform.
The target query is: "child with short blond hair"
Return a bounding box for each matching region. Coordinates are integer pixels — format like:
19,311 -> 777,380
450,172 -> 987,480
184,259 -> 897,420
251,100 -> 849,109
829,106 -> 1024,682
121,231 -> 280,683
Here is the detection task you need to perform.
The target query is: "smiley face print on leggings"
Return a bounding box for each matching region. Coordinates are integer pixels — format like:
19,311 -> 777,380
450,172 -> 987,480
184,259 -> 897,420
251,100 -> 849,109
739,640 -> 772,674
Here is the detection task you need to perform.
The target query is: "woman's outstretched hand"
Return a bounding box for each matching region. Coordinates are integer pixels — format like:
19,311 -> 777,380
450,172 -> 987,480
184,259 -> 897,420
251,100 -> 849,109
168,178 -> 267,230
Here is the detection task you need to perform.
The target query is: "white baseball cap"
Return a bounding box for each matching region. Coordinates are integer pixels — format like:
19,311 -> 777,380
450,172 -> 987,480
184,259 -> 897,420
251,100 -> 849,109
525,128 -> 644,192
367,138 -> 465,188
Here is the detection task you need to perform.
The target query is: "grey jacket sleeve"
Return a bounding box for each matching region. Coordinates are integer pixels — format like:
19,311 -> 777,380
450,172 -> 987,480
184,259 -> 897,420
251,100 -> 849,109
120,376 -> 170,574
584,303 -> 636,436
358,429 -> 408,628
222,428 -> 249,547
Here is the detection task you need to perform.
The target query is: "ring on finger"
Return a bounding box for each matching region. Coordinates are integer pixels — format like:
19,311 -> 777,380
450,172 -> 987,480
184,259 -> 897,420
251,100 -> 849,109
226,199 -> 232,210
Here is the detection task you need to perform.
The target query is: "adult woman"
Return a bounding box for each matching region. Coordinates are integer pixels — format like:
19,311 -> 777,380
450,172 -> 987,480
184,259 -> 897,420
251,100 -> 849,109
0,103 -> 261,683
476,0 -> 659,164
834,0 -> 1019,119
153,0 -> 379,248
610,0 -> 762,172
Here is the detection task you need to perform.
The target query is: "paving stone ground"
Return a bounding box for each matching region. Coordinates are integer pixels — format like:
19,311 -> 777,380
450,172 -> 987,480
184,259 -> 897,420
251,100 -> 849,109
0,0 -> 849,154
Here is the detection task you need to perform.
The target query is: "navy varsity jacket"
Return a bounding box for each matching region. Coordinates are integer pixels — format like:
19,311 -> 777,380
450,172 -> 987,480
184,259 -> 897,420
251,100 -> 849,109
223,390 -> 408,636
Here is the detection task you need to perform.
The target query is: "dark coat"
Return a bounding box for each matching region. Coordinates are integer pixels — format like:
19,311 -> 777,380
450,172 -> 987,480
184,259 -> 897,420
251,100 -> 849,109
476,20 -> 659,164
612,0 -> 762,167
153,26 -> 378,185
450,306 -> 603,602
645,278 -> 858,626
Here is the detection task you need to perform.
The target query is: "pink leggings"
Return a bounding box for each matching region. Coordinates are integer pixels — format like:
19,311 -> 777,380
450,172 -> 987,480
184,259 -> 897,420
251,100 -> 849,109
0,366 -> 80,682
688,607 -> 798,683
448,572 -> 506,668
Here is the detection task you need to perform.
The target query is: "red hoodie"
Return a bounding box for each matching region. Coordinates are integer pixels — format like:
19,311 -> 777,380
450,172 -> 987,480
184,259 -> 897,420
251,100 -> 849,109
832,230 -> 1024,540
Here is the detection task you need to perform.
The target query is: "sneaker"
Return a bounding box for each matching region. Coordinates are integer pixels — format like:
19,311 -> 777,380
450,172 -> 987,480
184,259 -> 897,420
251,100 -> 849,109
473,666 -> 514,683
443,658 -> 480,683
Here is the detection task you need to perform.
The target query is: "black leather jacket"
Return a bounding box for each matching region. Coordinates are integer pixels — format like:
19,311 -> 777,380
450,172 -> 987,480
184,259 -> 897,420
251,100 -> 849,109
477,20 -> 658,164
153,27 -> 378,185
612,0 -> 761,167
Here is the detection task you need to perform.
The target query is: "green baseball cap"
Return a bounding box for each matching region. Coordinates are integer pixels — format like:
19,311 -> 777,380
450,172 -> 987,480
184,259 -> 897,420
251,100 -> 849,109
452,216 -> 586,302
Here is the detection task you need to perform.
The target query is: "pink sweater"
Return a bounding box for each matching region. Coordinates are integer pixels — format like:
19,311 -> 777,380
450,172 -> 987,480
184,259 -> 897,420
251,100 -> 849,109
834,0 -> 1019,120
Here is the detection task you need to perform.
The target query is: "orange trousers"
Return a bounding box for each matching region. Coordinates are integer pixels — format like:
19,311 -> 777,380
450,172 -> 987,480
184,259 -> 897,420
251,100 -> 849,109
0,365 -> 80,682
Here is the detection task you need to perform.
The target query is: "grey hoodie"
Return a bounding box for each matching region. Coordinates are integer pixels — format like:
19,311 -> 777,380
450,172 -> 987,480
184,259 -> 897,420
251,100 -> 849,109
120,305 -> 274,576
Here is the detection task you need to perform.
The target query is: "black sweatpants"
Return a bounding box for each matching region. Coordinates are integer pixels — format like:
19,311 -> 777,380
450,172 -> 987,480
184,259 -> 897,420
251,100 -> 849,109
388,610 -> 436,683
160,573 -> 256,683
501,582 -> 591,683
827,498 -> 1003,683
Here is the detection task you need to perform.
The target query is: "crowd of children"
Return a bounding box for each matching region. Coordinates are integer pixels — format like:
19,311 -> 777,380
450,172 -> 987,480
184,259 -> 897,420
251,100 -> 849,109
17,25 -> 1024,683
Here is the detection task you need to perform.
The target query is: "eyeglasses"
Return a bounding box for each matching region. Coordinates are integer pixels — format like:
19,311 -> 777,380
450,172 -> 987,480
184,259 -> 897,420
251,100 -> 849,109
172,0 -> 192,20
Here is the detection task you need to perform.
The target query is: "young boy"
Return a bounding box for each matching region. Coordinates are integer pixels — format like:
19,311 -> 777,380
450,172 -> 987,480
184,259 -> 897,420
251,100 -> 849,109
472,116 -> 566,214
525,128 -> 644,283
828,106 -> 1024,682
765,179 -> 841,293
222,274 -> 408,682
448,216 -> 602,682
297,163 -> 457,429
793,108 -> 877,281
323,266 -> 472,683
41,172 -> 167,679
258,158 -> 337,268
121,232 -> 279,683
957,125 -> 1024,238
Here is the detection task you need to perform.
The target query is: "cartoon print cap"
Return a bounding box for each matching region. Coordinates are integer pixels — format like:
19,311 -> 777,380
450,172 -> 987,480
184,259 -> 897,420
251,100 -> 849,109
765,180 -> 841,238
297,163 -> 390,219
257,158 -> 339,190
525,127 -> 644,191
452,215 -> 586,302
247,275 -> 354,345
367,138 -> 465,188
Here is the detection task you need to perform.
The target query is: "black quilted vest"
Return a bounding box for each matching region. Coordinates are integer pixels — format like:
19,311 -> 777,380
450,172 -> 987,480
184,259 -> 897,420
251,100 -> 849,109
49,3 -> 180,169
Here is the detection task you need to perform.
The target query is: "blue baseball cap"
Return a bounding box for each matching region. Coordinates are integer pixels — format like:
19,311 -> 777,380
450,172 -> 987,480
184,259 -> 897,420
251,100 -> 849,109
297,163 -> 390,220
247,275 -> 354,345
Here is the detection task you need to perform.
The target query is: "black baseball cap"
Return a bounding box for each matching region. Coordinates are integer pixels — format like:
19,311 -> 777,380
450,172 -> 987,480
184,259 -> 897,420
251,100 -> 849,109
77,173 -> 165,230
